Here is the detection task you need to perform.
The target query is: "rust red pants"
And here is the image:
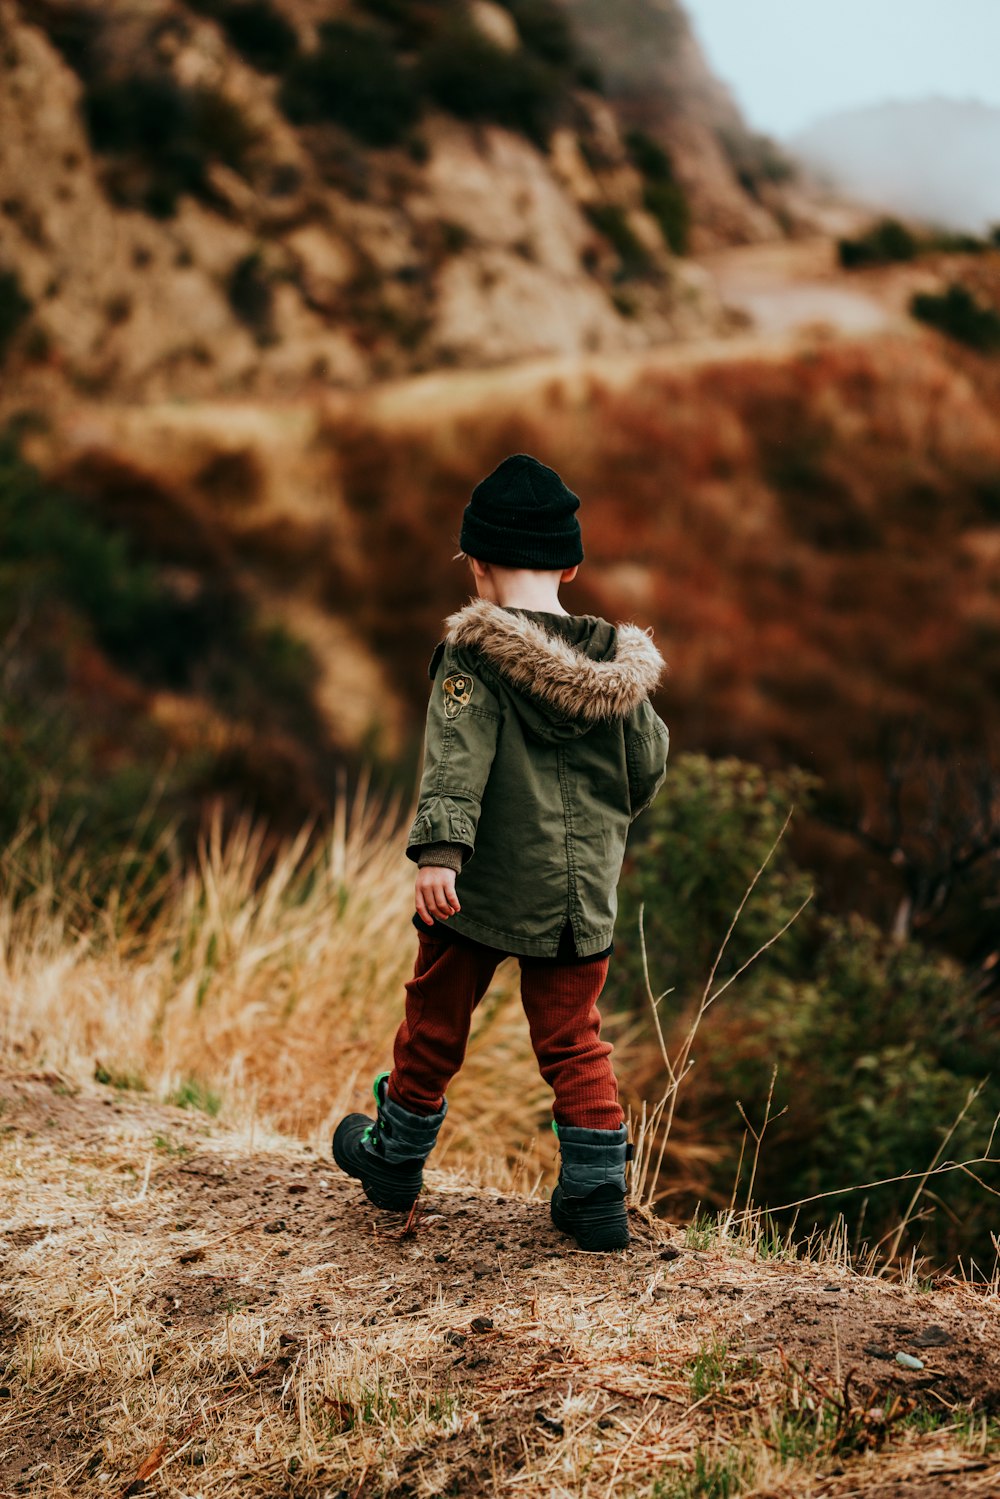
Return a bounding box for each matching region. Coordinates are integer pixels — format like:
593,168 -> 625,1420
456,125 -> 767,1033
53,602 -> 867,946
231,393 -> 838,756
387,930 -> 624,1131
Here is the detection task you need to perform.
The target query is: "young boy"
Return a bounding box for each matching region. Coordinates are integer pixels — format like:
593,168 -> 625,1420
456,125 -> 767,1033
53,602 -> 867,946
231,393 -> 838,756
333,454 -> 669,1251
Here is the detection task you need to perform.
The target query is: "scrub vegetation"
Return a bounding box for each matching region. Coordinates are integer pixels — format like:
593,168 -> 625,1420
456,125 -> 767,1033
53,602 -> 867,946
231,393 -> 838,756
3,793 -> 1000,1495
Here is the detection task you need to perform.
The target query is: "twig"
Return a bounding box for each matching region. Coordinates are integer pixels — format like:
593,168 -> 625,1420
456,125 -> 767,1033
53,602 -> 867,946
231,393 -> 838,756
640,808 -> 806,1208
878,1084 -> 986,1272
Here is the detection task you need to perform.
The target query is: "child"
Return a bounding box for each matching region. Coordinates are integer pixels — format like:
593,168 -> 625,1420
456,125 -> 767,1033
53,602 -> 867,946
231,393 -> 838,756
333,454 -> 669,1251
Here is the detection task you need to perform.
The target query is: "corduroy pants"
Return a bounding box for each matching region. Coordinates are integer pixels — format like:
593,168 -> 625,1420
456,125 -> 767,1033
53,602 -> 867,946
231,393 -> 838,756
387,929 -> 624,1131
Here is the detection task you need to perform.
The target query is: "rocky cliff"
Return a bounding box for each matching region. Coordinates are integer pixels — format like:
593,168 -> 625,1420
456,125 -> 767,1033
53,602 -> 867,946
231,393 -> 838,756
0,0 -> 792,410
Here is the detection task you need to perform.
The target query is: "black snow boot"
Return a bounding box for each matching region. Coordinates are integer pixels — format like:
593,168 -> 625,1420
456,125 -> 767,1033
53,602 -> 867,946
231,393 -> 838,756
550,1122 -> 632,1252
332,1072 -> 447,1213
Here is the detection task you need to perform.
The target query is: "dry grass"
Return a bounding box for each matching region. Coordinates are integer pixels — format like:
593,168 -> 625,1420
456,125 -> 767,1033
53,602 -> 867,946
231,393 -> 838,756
4,799 -> 1000,1495
0,786 -> 650,1193
2,1071 -> 1000,1498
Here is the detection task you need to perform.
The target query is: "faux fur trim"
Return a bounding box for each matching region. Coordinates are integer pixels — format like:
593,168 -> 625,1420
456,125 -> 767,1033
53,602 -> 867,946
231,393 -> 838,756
444,599 -> 664,721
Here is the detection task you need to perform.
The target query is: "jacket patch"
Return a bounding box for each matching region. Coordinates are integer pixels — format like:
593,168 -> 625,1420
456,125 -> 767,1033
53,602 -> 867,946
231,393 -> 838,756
442,672 -> 474,719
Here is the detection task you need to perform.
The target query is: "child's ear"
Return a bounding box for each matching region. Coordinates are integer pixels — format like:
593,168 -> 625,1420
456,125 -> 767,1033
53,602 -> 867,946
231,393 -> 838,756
470,557 -> 488,580
561,564 -> 579,583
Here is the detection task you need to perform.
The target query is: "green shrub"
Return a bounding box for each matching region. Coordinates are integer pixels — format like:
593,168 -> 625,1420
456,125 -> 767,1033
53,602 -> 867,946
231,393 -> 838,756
38,5 -> 102,79
219,1 -> 298,72
718,125 -> 795,200
911,283 -> 1000,353
0,270 -> 31,361
643,182 -> 688,256
0,431 -> 325,887
838,218 -> 918,269
227,252 -> 276,344
617,756 -> 816,1006
0,434 -> 319,736
279,22 -> 419,146
354,0 -> 453,46
765,431 -> 879,552
974,474 -> 1000,521
618,753 -> 1000,1266
417,22 -> 557,145
584,203 -> 651,277
626,129 -> 689,254
926,229 -> 989,255
83,74 -> 255,216
497,0 -> 576,66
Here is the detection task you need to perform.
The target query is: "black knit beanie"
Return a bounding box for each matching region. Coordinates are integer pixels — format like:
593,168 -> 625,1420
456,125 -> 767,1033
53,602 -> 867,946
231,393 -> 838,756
459,454 -> 584,569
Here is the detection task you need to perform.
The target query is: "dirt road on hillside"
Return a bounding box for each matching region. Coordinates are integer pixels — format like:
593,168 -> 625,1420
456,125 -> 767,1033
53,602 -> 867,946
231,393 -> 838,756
701,238 -> 906,338
335,235 -> 936,430
3,1071 -> 1000,1497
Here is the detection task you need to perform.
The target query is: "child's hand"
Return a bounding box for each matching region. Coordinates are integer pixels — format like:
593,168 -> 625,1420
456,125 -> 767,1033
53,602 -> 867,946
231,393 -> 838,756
415,866 -> 461,926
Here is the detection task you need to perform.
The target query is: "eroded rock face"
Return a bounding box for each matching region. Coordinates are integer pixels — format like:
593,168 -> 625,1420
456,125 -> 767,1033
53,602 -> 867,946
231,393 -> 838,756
0,0 -> 766,409
561,0 -> 793,251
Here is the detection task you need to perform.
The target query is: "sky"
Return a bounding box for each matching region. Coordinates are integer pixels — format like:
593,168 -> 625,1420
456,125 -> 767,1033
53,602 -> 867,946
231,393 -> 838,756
682,0 -> 1000,138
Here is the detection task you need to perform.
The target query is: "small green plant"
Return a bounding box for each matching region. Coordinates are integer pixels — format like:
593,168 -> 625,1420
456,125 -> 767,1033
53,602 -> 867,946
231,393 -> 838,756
839,218 -> 918,269
911,283 -> 1000,353
279,22 -> 419,146
686,1337 -> 730,1402
684,1211 -> 716,1251
153,1134 -> 191,1157
94,1064 -> 147,1093
750,1212 -> 795,1261
652,1447 -> 751,1498
763,1402 -> 832,1461
0,270 -> 31,361
168,1079 -> 223,1116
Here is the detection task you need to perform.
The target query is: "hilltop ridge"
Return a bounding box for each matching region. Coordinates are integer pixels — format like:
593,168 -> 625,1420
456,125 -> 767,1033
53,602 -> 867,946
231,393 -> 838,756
2,1067 -> 1000,1496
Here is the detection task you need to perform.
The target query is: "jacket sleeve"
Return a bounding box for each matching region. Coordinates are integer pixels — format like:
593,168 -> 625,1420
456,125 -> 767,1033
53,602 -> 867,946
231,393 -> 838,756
406,644 -> 502,864
624,700 -> 669,820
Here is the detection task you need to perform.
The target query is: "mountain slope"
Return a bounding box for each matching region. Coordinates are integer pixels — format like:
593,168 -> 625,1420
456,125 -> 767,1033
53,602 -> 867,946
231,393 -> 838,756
560,0 -> 797,248
0,0 -> 792,408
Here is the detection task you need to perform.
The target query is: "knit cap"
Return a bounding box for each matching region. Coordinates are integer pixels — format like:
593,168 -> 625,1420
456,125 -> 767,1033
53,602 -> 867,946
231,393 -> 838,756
459,454 -> 584,569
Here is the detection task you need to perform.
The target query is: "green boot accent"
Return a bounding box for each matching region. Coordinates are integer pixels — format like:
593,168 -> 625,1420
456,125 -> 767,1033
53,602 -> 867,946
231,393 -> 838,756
333,1074 -> 447,1213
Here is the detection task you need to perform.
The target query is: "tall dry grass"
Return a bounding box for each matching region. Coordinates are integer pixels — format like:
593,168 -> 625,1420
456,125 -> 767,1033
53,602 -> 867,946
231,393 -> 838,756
0,786 -> 655,1192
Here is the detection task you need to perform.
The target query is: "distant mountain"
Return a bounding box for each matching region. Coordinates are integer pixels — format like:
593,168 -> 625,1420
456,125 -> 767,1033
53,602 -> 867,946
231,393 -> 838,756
791,98 -> 1000,233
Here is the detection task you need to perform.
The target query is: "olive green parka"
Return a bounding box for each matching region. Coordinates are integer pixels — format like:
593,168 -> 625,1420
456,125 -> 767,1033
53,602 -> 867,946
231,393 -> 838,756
406,600 -> 669,958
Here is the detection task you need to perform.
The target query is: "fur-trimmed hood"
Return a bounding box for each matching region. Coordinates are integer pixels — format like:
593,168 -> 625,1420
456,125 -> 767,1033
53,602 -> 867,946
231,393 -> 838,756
444,598 -> 664,731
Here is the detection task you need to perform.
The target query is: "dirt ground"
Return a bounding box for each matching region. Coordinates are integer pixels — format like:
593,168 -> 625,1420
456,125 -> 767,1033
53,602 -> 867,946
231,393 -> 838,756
2,1071 -> 1000,1498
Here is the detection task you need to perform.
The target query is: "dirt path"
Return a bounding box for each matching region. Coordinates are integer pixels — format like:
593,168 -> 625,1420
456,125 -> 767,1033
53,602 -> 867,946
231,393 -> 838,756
2,1071 -> 1000,1497
700,238 -> 901,338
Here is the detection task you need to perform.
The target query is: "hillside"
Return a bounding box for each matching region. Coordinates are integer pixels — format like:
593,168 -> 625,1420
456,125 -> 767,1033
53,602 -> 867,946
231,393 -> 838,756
3,1068 -> 1000,1498
792,98 -> 1000,236
560,0 -> 798,249
0,0 -> 795,409
12,303 -> 1000,873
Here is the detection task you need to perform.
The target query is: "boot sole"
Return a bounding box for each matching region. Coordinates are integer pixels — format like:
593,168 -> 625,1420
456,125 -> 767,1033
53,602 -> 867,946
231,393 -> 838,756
332,1119 -> 423,1213
551,1190 -> 630,1252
